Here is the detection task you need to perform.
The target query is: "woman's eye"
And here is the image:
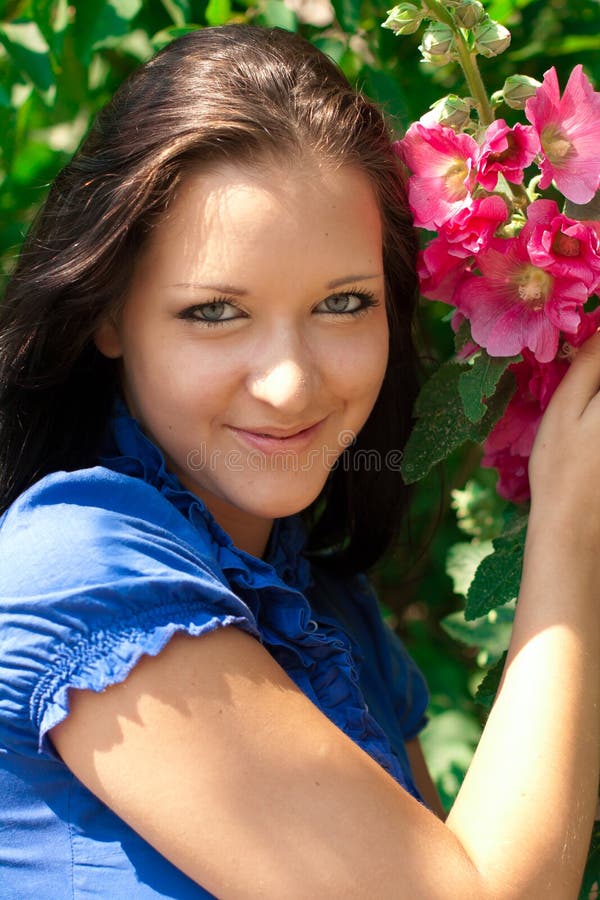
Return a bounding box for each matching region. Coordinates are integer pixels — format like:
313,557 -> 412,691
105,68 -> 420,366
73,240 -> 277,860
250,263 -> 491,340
317,291 -> 378,316
179,300 -> 243,325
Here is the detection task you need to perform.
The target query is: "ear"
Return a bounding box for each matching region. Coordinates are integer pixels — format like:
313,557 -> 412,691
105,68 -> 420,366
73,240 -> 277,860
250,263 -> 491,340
94,317 -> 123,359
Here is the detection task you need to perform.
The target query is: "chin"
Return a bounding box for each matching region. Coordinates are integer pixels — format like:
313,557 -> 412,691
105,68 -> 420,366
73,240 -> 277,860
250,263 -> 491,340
236,484 -> 324,520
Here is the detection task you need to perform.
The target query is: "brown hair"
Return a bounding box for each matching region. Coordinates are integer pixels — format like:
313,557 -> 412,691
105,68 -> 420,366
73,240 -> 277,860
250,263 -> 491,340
0,24 -> 419,572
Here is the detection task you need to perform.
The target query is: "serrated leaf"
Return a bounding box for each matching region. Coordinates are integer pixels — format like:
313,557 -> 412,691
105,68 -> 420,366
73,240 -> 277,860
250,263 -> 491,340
466,521 -> 526,619
474,651 -> 507,710
159,0 -> 191,25
453,317 -> 472,355
459,351 -> 518,423
401,362 -> 515,484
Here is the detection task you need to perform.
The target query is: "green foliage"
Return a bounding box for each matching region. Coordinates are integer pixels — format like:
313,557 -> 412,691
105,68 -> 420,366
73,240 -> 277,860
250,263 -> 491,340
401,358 -> 514,483
459,350 -> 519,423
465,515 -> 526,619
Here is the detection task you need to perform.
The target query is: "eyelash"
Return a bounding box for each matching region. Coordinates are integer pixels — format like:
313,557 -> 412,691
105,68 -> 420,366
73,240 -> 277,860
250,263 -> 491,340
177,289 -> 381,328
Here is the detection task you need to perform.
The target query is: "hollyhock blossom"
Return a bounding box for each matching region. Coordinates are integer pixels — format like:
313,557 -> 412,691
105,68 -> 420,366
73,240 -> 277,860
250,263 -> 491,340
455,234 -> 589,362
398,122 -> 479,229
525,65 -> 600,204
482,351 -> 568,502
442,194 -> 508,256
524,199 -> 600,293
417,196 -> 506,302
417,235 -> 470,302
477,119 -> 540,190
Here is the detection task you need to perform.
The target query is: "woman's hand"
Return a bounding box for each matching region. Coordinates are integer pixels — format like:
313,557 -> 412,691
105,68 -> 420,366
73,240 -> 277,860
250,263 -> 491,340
529,329 -> 600,550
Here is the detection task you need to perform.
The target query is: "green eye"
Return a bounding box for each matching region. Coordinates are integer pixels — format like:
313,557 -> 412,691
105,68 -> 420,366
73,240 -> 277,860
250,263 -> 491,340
317,290 -> 379,316
200,301 -> 231,321
178,299 -> 244,326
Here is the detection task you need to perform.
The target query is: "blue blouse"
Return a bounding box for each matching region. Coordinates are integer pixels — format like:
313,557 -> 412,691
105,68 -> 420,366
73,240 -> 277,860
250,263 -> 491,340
0,399 -> 430,899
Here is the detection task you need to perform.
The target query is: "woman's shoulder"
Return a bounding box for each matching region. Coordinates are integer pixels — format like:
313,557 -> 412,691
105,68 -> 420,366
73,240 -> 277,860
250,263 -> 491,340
0,465 -> 224,598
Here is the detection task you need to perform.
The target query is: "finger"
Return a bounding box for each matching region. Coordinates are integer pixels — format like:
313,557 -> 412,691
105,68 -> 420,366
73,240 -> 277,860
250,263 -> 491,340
546,329 -> 600,414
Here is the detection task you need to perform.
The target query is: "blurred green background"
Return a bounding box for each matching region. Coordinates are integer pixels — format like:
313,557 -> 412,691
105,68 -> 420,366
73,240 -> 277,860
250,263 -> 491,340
1,0 -> 599,820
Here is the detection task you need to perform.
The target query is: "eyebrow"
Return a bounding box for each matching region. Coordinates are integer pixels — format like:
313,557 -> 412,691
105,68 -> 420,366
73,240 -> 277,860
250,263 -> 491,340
171,274 -> 383,295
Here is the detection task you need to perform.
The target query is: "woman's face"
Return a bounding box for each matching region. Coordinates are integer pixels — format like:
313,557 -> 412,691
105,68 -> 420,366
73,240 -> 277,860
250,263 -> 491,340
95,161 -> 389,554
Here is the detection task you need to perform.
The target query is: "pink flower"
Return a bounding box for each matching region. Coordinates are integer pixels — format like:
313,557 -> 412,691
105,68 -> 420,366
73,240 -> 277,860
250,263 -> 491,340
525,65 -> 600,204
398,122 -> 479,230
483,351 -> 568,502
524,199 -> 600,293
455,234 -> 589,362
442,194 -> 508,256
417,197 -> 506,303
418,236 -> 471,302
476,120 -> 540,191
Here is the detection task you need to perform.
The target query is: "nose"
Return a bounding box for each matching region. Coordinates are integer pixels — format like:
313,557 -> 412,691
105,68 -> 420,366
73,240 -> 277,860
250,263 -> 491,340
246,333 -> 317,415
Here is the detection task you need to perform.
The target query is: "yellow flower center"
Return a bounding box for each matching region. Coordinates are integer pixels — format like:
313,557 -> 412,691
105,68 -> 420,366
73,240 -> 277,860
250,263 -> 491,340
540,124 -> 573,167
444,159 -> 469,200
515,265 -> 553,309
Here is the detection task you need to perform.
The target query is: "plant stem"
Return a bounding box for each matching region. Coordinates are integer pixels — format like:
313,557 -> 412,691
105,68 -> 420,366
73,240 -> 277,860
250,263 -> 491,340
453,31 -> 495,127
420,0 -> 495,127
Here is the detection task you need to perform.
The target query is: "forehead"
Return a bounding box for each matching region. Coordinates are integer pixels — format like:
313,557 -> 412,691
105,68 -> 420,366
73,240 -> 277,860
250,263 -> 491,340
137,161 -> 384,283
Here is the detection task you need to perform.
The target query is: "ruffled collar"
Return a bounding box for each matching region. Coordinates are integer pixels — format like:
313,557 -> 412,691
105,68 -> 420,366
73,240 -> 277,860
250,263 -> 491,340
98,396 -> 313,594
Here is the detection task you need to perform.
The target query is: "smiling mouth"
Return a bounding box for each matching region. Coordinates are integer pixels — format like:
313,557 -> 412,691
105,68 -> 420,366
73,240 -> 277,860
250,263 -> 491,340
233,420 -> 325,439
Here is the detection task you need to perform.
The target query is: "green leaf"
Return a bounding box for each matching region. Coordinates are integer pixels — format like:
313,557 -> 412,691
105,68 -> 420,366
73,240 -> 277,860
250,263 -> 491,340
0,20 -> 54,96
453,317 -> 473,356
73,0 -> 143,63
474,651 -> 507,710
330,0 -> 361,31
459,350 -> 519,423
31,0 -> 69,56
441,602 -> 514,665
205,0 -> 231,27
159,0 -> 191,25
401,361 -> 515,484
465,519 -> 527,620
257,0 -> 297,30
446,540 -> 494,597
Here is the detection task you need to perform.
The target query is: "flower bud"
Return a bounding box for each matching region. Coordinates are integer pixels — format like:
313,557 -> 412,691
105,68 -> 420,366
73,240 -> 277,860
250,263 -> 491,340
453,0 -> 485,29
420,21 -> 456,59
502,74 -> 542,109
472,19 -> 511,57
427,94 -> 472,129
382,2 -> 424,35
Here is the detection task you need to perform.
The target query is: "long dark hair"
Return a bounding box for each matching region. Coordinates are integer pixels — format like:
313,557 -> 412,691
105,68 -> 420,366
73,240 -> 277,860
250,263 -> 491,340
0,24 -> 419,573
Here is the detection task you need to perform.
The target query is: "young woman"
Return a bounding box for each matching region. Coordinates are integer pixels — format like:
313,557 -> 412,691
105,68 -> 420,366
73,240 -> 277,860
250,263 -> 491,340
0,24 -> 597,900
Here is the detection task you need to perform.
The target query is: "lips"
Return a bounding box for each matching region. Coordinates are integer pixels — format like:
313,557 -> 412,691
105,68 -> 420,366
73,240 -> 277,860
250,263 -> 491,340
227,418 -> 327,453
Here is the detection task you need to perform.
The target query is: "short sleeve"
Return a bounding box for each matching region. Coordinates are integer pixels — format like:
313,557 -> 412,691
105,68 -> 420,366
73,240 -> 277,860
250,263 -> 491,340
0,468 -> 260,759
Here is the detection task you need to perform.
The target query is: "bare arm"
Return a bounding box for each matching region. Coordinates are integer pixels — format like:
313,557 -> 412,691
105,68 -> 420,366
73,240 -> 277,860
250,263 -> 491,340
51,335 -> 600,900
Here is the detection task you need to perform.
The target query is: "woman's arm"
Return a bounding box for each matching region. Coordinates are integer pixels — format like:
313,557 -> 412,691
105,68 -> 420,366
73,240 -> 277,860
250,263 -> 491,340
51,336 -> 600,900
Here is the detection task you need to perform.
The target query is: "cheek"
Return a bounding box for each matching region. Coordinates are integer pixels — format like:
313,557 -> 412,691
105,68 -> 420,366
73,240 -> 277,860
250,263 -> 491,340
325,329 -> 389,401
